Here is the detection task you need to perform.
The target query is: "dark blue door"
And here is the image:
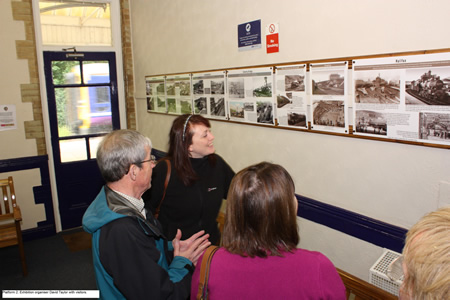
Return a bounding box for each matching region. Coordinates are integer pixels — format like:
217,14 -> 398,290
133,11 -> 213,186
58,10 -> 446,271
43,51 -> 120,230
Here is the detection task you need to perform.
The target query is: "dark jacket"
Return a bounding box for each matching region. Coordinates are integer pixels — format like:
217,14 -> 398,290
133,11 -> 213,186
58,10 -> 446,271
83,186 -> 193,300
143,154 -> 234,245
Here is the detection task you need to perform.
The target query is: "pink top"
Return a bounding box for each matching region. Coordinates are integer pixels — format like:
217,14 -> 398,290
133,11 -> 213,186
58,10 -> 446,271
191,247 -> 346,300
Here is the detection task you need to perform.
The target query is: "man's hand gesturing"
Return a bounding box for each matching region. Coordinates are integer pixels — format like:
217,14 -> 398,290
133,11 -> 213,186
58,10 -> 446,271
173,229 -> 211,266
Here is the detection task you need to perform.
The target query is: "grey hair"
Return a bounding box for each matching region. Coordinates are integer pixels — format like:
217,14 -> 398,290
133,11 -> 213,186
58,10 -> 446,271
96,129 -> 152,183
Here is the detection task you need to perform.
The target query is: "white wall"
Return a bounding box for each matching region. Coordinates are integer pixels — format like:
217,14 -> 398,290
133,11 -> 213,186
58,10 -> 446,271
0,0 -> 46,230
130,0 -> 450,280
0,0 -> 35,159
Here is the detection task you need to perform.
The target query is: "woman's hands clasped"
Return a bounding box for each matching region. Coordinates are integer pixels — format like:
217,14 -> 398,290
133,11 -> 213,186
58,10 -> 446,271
172,229 -> 210,266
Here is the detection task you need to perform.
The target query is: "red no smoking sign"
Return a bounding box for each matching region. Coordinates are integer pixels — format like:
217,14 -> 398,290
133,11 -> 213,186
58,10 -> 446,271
269,24 -> 276,34
266,23 -> 279,54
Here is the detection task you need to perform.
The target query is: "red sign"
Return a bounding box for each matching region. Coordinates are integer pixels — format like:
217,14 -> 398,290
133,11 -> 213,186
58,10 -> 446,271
268,24 -> 276,34
266,33 -> 279,53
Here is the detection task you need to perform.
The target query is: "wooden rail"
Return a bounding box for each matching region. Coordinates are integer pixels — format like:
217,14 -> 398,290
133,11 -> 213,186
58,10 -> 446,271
337,268 -> 397,300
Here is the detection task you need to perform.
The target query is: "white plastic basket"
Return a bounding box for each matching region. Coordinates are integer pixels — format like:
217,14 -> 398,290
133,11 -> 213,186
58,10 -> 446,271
369,249 -> 403,296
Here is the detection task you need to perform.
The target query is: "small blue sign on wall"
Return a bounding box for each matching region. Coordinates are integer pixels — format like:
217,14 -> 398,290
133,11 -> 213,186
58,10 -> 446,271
238,19 -> 261,51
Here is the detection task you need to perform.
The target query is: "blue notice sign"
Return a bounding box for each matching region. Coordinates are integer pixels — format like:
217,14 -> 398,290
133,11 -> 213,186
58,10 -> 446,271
238,20 -> 261,51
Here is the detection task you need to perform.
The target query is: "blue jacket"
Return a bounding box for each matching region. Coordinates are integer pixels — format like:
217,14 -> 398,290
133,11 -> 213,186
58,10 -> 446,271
83,186 -> 193,299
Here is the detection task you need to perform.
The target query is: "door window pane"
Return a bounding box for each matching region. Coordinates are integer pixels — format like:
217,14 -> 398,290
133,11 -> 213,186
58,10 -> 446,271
39,1 -> 112,46
56,87 -> 112,137
52,61 -> 80,84
60,138 -> 87,162
89,136 -> 104,159
83,62 -> 110,84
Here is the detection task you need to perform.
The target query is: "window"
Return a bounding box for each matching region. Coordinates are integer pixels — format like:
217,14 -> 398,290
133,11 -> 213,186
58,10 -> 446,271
39,0 -> 112,46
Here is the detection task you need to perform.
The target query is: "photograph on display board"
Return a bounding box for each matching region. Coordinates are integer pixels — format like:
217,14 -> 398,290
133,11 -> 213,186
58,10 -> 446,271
312,70 -> 345,96
227,67 -> 274,125
180,99 -> 192,114
157,83 -> 165,95
156,97 -> 166,113
192,71 -> 227,119
406,68 -> 450,106
277,94 -> 291,108
193,79 -> 204,95
312,100 -> 345,128
285,75 -> 305,92
257,101 -> 273,124
194,97 -> 207,114
354,70 -> 401,104
354,110 -> 387,136
210,97 -> 226,117
167,98 -> 176,113
353,53 -> 450,145
211,80 -> 225,94
228,78 -> 245,98
180,80 -> 191,96
287,112 -> 307,127
253,76 -> 272,98
419,112 -> 450,141
166,81 -> 175,96
310,62 -> 348,133
229,101 -> 245,119
275,64 -> 308,128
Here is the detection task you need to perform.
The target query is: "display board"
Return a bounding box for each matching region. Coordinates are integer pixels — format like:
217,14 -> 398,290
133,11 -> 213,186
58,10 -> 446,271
275,64 -> 308,129
165,74 -> 192,115
310,62 -> 349,134
227,67 -> 274,124
353,53 -> 450,145
144,50 -> 450,149
145,76 -> 166,113
192,71 -> 227,119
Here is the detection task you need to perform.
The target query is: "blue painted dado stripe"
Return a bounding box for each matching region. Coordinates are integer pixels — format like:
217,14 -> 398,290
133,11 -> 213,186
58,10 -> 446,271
296,195 -> 407,253
152,148 -> 408,252
0,155 -> 55,240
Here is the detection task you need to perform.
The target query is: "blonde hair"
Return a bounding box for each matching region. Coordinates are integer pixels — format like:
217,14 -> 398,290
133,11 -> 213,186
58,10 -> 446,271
401,206 -> 450,300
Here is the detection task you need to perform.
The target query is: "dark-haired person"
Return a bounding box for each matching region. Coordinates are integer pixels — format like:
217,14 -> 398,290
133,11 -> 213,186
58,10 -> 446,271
143,114 -> 234,245
191,162 -> 346,299
83,129 -> 210,299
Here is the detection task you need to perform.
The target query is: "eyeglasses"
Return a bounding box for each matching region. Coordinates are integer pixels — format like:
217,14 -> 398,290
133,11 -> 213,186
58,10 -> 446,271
136,155 -> 157,166
387,255 -> 405,282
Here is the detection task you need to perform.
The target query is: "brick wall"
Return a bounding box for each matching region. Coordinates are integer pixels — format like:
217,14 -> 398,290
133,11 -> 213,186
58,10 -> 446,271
10,0 -> 136,156
120,0 -> 136,130
12,0 -> 46,155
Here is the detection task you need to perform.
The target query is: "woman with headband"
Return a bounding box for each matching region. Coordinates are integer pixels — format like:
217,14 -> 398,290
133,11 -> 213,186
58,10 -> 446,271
143,114 -> 234,245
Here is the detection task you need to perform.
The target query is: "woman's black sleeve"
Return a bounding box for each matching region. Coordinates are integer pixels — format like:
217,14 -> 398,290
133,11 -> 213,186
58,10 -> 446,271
142,160 -> 168,214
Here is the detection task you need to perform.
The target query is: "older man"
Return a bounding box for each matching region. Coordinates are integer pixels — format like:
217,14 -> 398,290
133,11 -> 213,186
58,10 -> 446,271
83,129 -> 210,299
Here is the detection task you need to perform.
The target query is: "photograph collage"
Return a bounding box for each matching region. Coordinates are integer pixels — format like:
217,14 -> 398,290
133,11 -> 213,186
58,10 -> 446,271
145,52 -> 450,146
353,53 -> 450,145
